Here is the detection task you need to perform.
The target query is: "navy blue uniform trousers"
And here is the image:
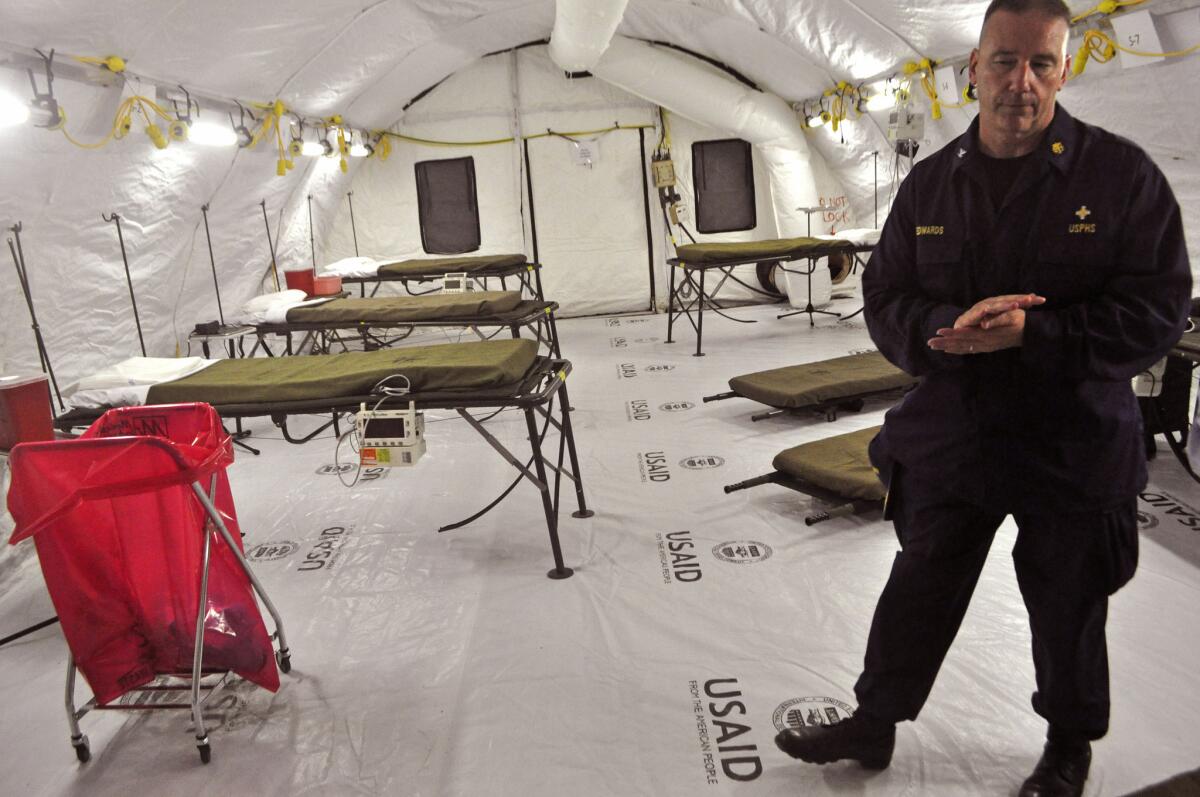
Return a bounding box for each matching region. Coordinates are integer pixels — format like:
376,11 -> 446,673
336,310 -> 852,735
854,465 -> 1138,740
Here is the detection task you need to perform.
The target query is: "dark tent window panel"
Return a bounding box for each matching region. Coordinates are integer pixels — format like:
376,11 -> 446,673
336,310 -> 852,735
691,138 -> 756,234
415,156 -> 482,254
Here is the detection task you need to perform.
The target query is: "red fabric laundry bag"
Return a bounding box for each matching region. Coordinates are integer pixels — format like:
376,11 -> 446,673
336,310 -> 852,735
7,403 -> 279,705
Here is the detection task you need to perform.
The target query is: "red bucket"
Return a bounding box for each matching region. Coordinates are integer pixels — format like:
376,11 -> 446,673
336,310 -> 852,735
0,374 -> 54,451
283,268 -> 315,296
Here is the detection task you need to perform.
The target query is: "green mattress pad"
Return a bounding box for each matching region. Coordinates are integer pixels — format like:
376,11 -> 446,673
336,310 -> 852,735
146,339 -> 538,406
772,426 -> 885,502
675,237 -> 852,266
284,291 -> 524,324
729,351 -> 916,408
376,254 -> 528,276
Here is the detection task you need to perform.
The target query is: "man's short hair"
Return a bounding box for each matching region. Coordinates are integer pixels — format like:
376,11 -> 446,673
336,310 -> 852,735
982,0 -> 1071,29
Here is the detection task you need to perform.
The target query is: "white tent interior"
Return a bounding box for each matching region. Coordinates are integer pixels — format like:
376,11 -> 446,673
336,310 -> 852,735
0,0 -> 1198,794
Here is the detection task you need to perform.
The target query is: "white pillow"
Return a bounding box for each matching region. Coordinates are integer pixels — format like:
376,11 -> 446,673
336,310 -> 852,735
241,289 -> 308,315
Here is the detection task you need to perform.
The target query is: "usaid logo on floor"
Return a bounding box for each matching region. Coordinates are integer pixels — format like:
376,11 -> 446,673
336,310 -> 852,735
772,696 -> 855,734
680,455 -> 725,470
611,336 -> 661,348
298,525 -> 356,572
687,678 -> 763,784
659,400 -> 695,413
712,541 -> 772,565
246,540 -> 300,562
618,363 -> 676,379
316,464 -> 389,481
626,399 -> 652,422
605,317 -> 648,327
638,451 -> 671,482
1139,491 -> 1200,531
656,531 -> 701,583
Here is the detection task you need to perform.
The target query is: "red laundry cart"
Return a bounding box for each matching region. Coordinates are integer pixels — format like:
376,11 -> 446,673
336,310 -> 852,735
7,403 -> 290,764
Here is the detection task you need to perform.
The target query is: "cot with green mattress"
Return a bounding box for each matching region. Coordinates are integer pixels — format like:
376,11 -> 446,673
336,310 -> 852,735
666,237 -> 874,355
704,351 -> 918,422
55,339 -> 591,578
341,254 -> 544,301
251,291 -> 562,357
724,425 -> 886,525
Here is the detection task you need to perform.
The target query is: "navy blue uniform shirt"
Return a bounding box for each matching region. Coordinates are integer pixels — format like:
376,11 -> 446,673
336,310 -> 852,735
864,104 -> 1192,512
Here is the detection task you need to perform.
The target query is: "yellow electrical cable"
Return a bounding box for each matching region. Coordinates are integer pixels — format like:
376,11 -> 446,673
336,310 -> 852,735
822,81 -> 858,131
524,123 -> 653,140
73,54 -> 127,73
57,95 -> 172,150
380,123 -> 653,149
1071,0 -> 1145,23
1073,28 -> 1199,76
384,131 -> 514,147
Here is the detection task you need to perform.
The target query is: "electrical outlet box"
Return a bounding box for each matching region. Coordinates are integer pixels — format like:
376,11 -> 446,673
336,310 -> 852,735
888,108 -> 924,142
651,158 -> 676,188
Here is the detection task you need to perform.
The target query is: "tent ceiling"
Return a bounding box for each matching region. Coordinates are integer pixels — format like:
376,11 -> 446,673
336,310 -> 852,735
1,0 -> 993,129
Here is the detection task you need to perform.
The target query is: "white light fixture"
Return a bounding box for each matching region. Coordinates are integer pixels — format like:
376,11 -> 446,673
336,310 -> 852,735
0,91 -> 31,127
349,130 -> 371,157
806,112 -> 828,128
301,139 -> 326,157
189,120 -> 238,146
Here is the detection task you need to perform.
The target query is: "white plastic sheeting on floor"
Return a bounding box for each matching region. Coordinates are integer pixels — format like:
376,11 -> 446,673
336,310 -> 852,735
2,300 -> 1199,795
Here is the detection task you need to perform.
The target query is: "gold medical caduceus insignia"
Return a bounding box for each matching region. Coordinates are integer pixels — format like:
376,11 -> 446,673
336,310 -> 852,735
1075,206 -> 1091,220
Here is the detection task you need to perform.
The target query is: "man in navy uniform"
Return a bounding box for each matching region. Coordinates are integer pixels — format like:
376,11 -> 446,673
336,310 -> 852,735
775,0 -> 1192,794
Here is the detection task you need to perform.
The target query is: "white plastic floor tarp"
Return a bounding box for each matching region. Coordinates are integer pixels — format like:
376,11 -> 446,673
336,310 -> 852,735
1,298 -> 1198,795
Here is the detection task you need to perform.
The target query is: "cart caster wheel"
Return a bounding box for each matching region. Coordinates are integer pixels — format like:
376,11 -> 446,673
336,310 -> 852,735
276,650 -> 292,673
825,409 -> 838,422
73,736 -> 91,763
198,743 -> 211,764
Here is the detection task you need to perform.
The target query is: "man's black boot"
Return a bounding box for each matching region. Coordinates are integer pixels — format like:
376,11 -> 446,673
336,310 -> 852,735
774,712 -> 896,770
1018,738 -> 1091,797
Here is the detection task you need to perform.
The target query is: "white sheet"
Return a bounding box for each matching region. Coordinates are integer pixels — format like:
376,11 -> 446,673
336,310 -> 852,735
817,227 -> 880,246
64,356 -> 218,410
230,291 -> 335,324
319,256 -> 382,278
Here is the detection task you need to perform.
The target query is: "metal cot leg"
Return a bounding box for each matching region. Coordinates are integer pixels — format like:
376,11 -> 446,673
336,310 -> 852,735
524,408 -> 574,580
666,263 -> 678,344
695,268 -> 706,357
555,382 -> 593,519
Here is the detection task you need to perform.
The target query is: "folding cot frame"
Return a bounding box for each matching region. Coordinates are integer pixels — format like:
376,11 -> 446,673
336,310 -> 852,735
723,469 -> 883,526
665,241 -> 874,356
703,383 -> 910,423
342,260 -> 545,302
54,357 -> 593,579
250,300 -> 563,359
